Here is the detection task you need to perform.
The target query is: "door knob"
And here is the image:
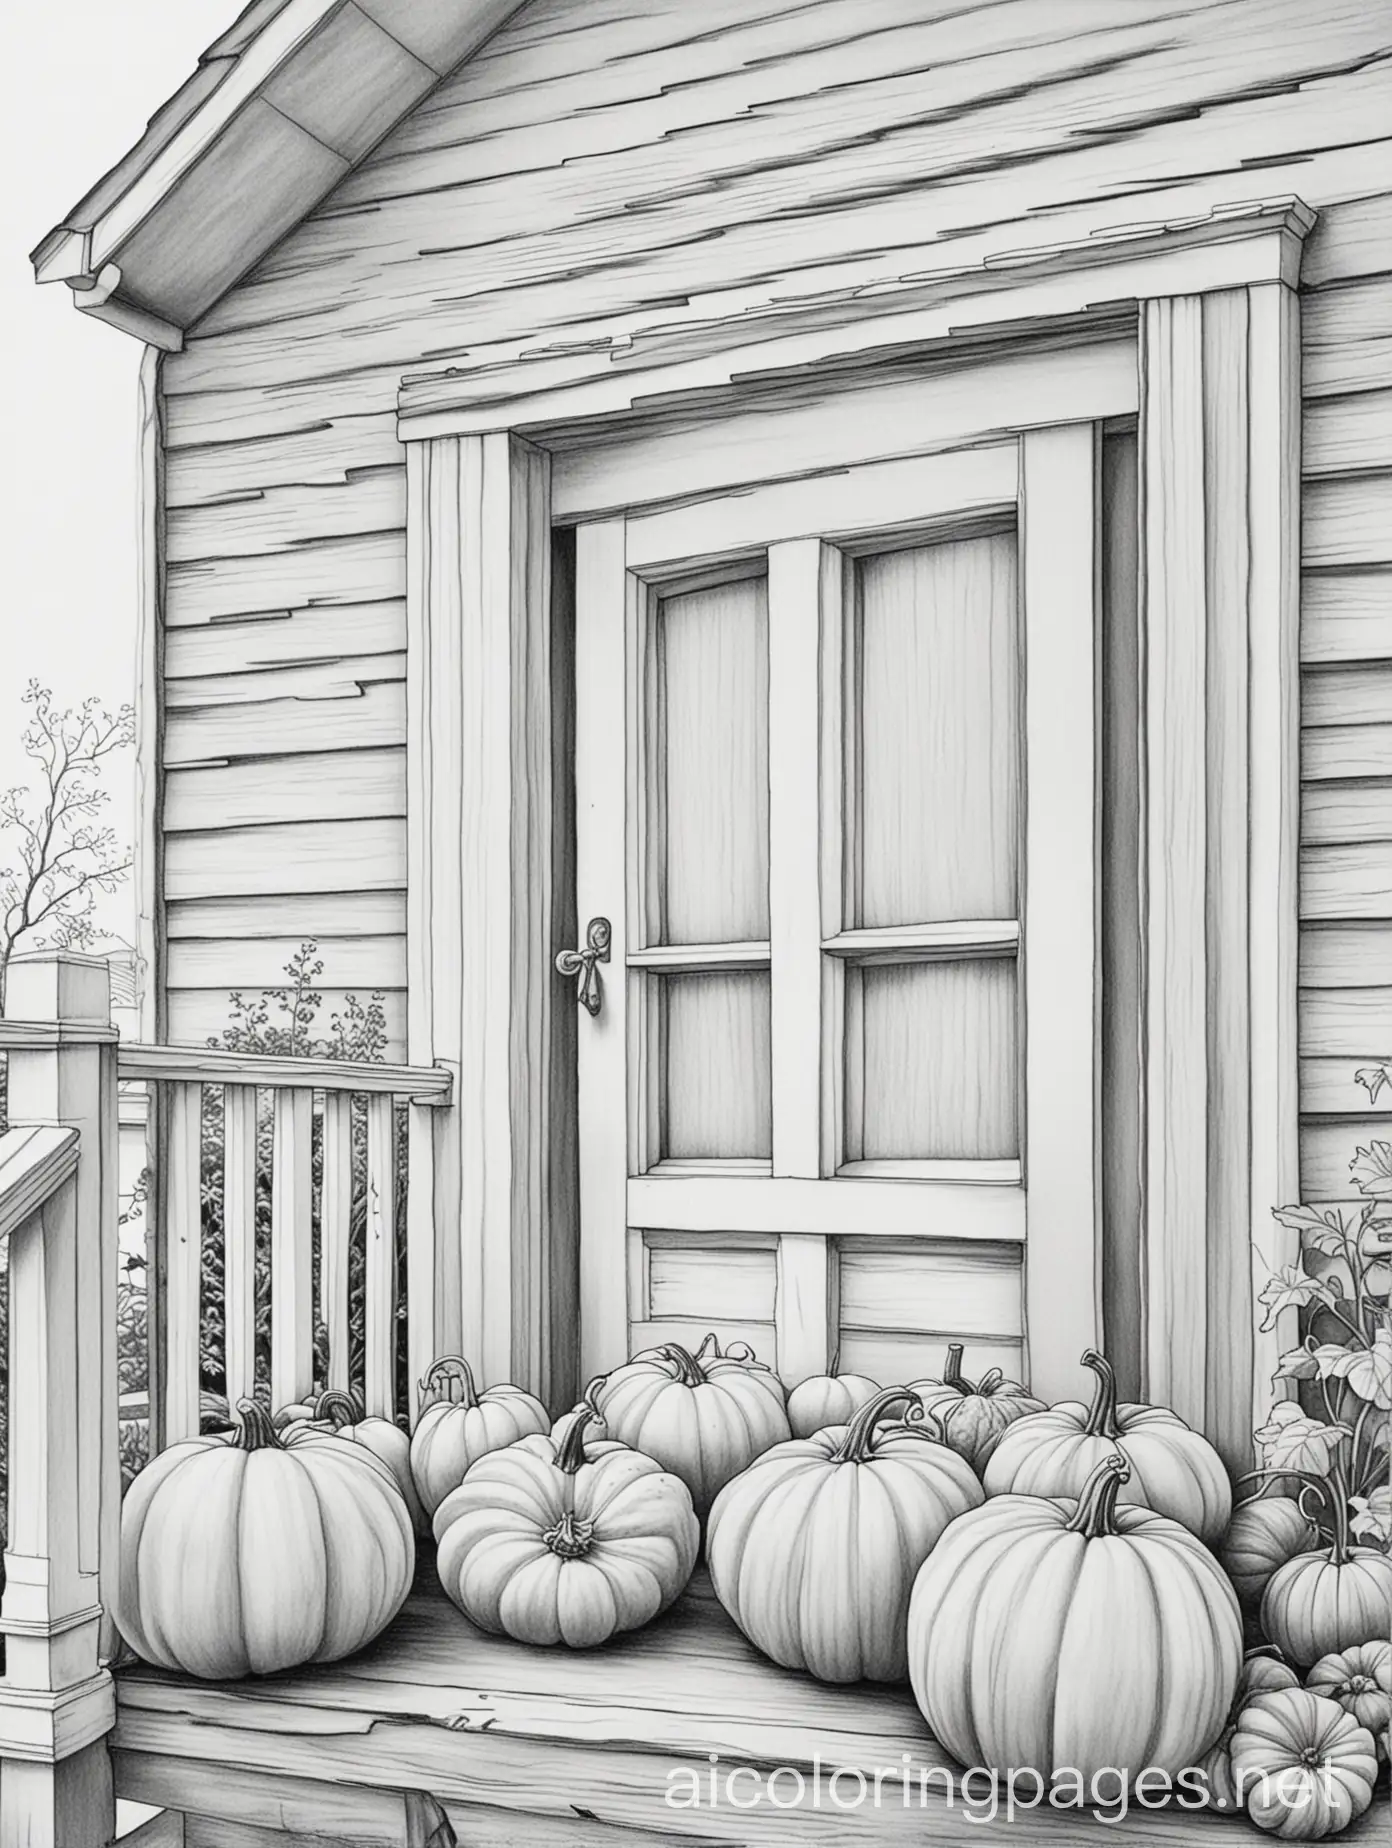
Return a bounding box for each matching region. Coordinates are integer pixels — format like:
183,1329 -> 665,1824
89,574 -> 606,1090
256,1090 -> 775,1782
555,917 -> 611,1017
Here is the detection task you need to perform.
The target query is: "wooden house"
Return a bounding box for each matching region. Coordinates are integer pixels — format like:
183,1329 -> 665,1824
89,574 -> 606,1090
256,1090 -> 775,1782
4,0 -> 1390,1841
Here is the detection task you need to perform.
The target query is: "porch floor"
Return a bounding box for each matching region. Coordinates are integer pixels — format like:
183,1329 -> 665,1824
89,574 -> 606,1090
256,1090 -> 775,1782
112,1560 -> 1384,1848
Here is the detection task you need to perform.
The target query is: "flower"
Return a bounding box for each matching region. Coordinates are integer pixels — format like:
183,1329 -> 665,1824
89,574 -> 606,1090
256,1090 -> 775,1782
1350,1141 -> 1392,1199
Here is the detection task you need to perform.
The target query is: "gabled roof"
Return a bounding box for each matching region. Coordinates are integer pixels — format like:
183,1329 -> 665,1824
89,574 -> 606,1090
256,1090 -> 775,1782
31,0 -> 525,348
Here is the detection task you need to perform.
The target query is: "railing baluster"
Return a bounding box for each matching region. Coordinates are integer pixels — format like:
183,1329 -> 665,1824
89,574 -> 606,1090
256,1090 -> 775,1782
407,1103 -> 442,1423
222,1085 -> 258,1407
321,1091 -> 354,1395
363,1094 -> 397,1419
163,1082 -> 203,1444
270,1087 -> 314,1409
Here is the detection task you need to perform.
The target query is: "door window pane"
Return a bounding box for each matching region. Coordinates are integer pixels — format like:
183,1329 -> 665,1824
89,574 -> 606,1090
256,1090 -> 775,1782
846,958 -> 1018,1160
656,969 -> 772,1161
848,533 -> 1019,927
649,576 -> 769,945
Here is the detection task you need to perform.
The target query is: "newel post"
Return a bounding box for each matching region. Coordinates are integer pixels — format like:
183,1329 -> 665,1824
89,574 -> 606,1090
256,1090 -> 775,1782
404,430 -> 560,1408
1,952 -> 119,1847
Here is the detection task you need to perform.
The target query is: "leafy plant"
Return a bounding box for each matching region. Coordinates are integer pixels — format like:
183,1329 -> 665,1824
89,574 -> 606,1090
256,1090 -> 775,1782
1244,1065 -> 1392,1559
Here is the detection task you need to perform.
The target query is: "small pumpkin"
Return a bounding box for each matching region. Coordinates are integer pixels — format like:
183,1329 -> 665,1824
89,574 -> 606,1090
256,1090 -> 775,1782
981,1348 -> 1232,1543
785,1350 -> 881,1440
1196,1651 -> 1302,1812
1229,1689 -> 1378,1839
433,1407 -> 699,1647
593,1334 -> 791,1518
283,1390 -> 428,1535
118,1399 -> 414,1678
1261,1543 -> 1392,1669
409,1355 -> 550,1519
907,1453 -> 1242,1780
550,1376 -> 610,1450
707,1388 -> 983,1683
1219,1495 -> 1318,1604
907,1342 -> 1045,1471
1305,1641 -> 1391,1748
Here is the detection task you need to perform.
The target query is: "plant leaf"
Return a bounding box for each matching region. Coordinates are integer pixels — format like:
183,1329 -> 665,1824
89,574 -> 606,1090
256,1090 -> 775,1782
1272,1203 -> 1351,1252
1331,1328 -> 1392,1410
1350,1484 -> 1392,1545
1350,1141 -> 1392,1200
1253,1402 -> 1350,1475
1257,1264 -> 1335,1332
1273,1346 -> 1319,1381
1355,1065 -> 1392,1109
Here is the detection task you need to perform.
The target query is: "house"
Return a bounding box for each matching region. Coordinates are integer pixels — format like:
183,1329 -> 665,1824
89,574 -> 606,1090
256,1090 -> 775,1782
8,1 -> 1391,1842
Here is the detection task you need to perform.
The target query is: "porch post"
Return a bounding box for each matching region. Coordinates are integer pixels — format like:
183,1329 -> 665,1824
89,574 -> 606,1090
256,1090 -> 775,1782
1138,253 -> 1306,1466
404,430 -> 557,1404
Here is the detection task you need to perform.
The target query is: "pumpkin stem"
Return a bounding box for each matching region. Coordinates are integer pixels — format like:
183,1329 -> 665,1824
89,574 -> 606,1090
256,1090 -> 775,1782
542,1509 -> 596,1560
555,1404 -> 598,1475
312,1389 -> 362,1429
832,1388 -> 926,1462
658,1343 -> 706,1387
1079,1349 -> 1121,1439
1064,1452 -> 1131,1539
940,1343 -> 973,1395
976,1368 -> 1006,1397
828,1347 -> 841,1379
233,1397 -> 284,1453
418,1356 -> 480,1411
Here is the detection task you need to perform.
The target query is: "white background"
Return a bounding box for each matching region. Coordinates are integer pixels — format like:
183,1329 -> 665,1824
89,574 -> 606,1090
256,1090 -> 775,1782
0,1 -> 230,942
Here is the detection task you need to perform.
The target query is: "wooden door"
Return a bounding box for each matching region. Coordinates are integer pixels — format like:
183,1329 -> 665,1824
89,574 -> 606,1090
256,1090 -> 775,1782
571,430 -> 1101,1403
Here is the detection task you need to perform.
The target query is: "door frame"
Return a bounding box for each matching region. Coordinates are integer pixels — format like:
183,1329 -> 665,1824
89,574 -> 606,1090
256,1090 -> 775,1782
398,196 -> 1309,1462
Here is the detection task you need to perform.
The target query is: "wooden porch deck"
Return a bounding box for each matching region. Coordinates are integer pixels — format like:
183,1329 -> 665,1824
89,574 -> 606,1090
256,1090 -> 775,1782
111,1559 -> 1383,1848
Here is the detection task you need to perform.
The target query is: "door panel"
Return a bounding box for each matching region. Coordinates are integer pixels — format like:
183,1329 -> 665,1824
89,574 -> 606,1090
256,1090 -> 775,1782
573,430 -> 1101,1398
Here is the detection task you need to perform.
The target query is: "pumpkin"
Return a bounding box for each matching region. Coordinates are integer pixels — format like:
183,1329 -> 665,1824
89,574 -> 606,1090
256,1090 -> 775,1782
1305,1641 -> 1391,1748
118,1398 -> 413,1678
907,1342 -> 1045,1471
593,1334 -> 791,1518
907,1453 -> 1242,1780
981,1348 -> 1232,1543
409,1355 -> 549,1519
1260,1544 -> 1392,1669
1219,1495 -> 1318,1604
550,1375 -> 610,1450
1196,1651 -> 1302,1812
433,1406 -> 698,1646
283,1390 -> 428,1535
785,1351 -> 881,1440
706,1388 -> 983,1683
1229,1689 -> 1378,1840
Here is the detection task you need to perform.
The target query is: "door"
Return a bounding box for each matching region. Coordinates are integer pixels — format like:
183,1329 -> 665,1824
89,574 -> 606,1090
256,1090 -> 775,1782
569,429 -> 1101,1404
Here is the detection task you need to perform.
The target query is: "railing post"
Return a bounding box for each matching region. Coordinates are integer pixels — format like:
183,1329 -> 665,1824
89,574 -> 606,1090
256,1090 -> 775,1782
1,951 -> 118,1847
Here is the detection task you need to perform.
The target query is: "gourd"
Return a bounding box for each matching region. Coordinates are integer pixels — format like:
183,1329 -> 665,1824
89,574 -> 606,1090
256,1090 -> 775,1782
707,1389 -> 983,1683
981,1348 -> 1233,1544
785,1351 -> 881,1440
1218,1495 -> 1318,1604
593,1334 -> 791,1518
433,1407 -> 698,1647
409,1355 -> 550,1519
907,1454 -> 1242,1780
118,1399 -> 414,1678
1261,1543 -> 1392,1670
282,1389 -> 428,1535
1229,1689 -> 1378,1840
907,1343 -> 1045,1471
1305,1641 -> 1391,1748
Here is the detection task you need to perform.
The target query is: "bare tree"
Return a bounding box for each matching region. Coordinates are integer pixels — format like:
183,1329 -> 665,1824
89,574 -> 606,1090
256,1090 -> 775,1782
0,681 -> 135,1009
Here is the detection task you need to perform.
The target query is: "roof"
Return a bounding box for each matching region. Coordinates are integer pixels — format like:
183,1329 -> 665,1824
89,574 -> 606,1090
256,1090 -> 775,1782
30,0 -> 525,348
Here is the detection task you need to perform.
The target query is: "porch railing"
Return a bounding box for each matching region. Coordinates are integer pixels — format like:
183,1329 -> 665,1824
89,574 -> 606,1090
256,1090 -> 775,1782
0,950 -> 453,1846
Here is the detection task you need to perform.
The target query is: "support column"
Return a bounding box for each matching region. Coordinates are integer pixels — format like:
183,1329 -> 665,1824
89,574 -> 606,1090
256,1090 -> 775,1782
405,431 -> 557,1403
1139,272 -> 1304,1464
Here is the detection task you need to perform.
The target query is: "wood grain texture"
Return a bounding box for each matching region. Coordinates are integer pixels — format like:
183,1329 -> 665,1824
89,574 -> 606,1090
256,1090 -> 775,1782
136,346 -> 167,1044
659,970 -> 772,1162
166,991 -> 407,1064
1301,845 -> 1392,920
1302,278 -> 1392,398
644,1239 -> 777,1325
165,893 -> 405,940
838,1238 -> 1022,1342
1303,723 -> 1392,780
164,750 -> 405,833
221,1086 -> 258,1408
320,1092 -> 354,1396
1300,572 -> 1392,665
164,682 -> 404,766
165,820 -> 404,900
1299,987 -> 1392,1058
270,1087 -> 315,1408
362,1094 -> 396,1418
162,1082 -> 203,1445
1301,780 -> 1392,845
1300,922 -> 1392,987
167,935 -> 406,990
1303,390 -> 1392,478
164,604 -> 404,678
1303,475 -> 1392,568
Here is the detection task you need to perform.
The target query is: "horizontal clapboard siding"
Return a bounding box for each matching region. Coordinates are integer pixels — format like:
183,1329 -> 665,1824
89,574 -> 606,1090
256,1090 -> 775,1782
164,821 -> 405,899
167,988 -> 407,1059
165,893 -> 407,939
836,1238 -> 1023,1384
164,749 -> 405,831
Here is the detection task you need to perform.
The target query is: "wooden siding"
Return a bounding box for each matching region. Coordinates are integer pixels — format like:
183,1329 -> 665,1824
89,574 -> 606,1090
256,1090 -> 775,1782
156,0 -> 1392,1087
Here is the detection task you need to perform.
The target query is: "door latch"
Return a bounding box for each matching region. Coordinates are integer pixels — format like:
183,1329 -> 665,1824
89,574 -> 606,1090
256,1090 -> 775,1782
555,917 -> 611,1017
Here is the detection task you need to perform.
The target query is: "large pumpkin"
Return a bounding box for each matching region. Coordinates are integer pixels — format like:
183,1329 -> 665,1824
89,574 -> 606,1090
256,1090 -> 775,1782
1261,1543 -> 1392,1669
118,1399 -> 414,1677
981,1348 -> 1232,1543
593,1335 -> 791,1518
409,1355 -> 549,1519
785,1351 -> 881,1440
907,1454 -> 1241,1780
907,1342 -> 1045,1472
1229,1689 -> 1378,1840
283,1390 -> 428,1535
1218,1495 -> 1318,1604
434,1407 -> 699,1647
707,1388 -> 983,1683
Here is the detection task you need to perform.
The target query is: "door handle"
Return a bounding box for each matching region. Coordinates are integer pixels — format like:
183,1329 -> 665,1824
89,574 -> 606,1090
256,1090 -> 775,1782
555,917 -> 611,1017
